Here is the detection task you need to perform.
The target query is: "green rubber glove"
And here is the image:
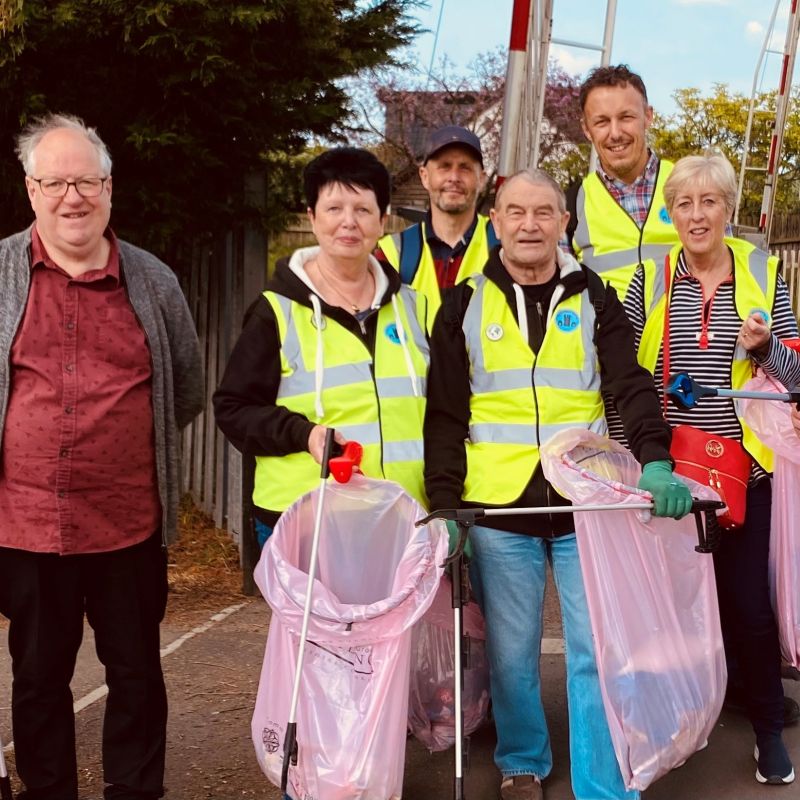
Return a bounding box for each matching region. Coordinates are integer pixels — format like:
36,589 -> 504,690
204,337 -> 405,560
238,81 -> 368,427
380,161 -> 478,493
446,519 -> 473,559
637,460 -> 693,520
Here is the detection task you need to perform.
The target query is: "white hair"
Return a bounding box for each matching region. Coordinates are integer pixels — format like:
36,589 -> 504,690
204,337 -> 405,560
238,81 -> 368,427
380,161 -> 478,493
16,113 -> 113,176
663,150 -> 737,214
494,168 -> 567,214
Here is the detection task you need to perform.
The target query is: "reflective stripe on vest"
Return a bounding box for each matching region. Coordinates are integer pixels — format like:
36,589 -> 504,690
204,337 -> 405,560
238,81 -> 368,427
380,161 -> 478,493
573,160 -> 678,301
253,287 -> 429,510
461,274 -> 606,504
379,215 -> 497,332
638,238 -> 778,472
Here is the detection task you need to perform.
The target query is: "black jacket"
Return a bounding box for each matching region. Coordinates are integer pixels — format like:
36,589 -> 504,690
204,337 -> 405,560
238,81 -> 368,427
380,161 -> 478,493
423,247 -> 672,537
213,254 -> 410,525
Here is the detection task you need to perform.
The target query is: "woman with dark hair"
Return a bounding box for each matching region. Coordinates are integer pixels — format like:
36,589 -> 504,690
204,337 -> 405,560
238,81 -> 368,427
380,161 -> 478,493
623,151 -> 800,786
214,147 -> 429,540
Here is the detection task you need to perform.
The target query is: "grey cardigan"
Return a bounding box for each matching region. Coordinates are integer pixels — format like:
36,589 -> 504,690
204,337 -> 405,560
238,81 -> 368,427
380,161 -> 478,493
0,227 -> 204,545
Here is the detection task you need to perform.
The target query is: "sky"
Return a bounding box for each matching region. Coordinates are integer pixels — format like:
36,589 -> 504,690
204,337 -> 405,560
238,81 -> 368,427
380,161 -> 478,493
402,0 -> 792,117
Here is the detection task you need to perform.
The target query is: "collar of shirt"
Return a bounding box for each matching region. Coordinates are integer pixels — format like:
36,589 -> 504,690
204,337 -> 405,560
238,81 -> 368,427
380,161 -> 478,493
675,250 -> 691,279
424,209 -> 479,261
673,248 -> 734,285
30,225 -> 121,284
598,149 -> 659,193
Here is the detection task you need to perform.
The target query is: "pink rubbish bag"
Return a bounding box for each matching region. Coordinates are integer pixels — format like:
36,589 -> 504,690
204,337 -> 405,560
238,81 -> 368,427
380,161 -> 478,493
540,428 -> 726,792
407,576 -> 490,751
739,372 -> 800,669
252,474 -> 447,800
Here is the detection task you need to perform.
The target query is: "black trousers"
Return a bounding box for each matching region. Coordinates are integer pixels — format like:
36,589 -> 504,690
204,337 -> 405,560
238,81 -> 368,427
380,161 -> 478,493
0,533 -> 168,800
714,478 -> 784,737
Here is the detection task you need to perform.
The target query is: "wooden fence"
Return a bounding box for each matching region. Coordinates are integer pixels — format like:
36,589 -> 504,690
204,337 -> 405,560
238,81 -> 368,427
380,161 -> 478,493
178,176 -> 269,590
772,246 -> 800,320
740,213 -> 800,247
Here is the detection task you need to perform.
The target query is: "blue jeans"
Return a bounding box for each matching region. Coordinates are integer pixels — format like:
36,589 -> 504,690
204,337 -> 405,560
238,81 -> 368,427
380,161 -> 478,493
254,518 -> 273,549
469,526 -> 638,800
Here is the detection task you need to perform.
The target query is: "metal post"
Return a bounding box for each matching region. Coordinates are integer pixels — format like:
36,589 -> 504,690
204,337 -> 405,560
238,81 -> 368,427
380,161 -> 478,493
588,0 -> 618,173
759,0 -> 800,241
530,0 -> 554,168
735,0 -> 781,227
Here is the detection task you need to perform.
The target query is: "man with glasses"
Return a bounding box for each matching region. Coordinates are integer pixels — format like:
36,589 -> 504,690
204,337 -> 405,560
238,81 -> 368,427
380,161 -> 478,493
0,113 -> 203,800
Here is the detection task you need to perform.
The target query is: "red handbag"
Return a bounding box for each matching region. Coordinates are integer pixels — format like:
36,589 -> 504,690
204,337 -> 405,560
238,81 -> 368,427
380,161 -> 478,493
660,256 -> 751,529
669,424 -> 751,529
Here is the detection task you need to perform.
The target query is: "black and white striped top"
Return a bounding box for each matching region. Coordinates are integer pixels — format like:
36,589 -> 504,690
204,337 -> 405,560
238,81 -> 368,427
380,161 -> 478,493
607,250 -> 800,480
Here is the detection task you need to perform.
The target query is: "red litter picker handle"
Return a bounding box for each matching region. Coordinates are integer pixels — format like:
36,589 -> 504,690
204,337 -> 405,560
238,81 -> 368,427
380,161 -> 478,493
329,440 -> 363,483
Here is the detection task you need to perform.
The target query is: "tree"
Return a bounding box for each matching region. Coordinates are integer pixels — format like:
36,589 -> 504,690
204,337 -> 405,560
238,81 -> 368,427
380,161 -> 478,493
352,53 -> 586,196
0,0 -> 420,255
651,84 -> 800,217
537,61 -> 588,188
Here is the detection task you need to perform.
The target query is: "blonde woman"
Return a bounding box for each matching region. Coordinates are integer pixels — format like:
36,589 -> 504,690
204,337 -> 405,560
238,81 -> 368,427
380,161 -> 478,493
622,151 -> 800,786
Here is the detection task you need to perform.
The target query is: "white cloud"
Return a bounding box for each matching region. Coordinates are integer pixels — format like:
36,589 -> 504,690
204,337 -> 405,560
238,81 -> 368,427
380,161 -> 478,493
746,20 -> 765,38
550,45 -> 596,77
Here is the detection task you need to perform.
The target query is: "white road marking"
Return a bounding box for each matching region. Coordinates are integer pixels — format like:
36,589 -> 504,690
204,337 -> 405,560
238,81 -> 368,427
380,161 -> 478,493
3,605 -> 562,754
2,601 -> 250,753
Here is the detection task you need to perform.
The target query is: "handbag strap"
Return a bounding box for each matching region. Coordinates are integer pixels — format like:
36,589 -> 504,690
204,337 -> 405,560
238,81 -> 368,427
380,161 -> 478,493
661,255 -> 673,416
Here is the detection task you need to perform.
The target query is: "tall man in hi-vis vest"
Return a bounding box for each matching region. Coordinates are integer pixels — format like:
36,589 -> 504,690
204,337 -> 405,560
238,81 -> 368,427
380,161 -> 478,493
376,125 -> 497,330
424,168 -> 691,800
567,65 -> 679,302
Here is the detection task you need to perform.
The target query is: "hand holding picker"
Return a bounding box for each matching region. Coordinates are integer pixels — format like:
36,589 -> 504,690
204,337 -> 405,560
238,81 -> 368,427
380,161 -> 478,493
667,372 -> 800,411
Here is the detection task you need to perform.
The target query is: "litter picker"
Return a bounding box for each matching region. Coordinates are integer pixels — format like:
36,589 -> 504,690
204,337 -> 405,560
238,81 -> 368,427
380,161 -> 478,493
0,734 -> 12,800
439,520 -> 472,800
667,372 -> 800,411
280,428 -> 340,797
416,497 -> 723,800
279,433 -> 363,797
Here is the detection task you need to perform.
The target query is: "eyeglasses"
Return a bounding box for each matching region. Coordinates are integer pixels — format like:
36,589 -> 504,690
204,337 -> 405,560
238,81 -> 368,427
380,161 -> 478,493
30,176 -> 109,198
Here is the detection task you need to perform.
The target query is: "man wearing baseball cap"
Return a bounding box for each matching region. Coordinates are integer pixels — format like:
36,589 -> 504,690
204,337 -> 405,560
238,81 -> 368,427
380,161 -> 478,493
377,124 -> 495,330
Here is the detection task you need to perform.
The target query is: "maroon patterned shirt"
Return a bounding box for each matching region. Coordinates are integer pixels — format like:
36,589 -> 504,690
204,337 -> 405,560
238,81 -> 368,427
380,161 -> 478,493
425,212 -> 479,288
0,227 -> 161,554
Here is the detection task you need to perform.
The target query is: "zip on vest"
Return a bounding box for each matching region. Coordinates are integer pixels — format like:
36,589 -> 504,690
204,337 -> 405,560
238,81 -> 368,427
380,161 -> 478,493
367,358 -> 386,476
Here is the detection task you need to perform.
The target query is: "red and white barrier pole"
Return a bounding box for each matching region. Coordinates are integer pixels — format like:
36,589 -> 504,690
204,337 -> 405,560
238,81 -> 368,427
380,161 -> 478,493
759,0 -> 800,239
496,0 -> 532,189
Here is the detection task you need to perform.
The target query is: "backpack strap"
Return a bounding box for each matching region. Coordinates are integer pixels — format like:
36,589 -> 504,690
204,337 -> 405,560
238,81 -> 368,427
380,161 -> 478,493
485,217 -> 500,250
583,265 -> 605,316
399,224 -> 425,285
565,179 -> 581,249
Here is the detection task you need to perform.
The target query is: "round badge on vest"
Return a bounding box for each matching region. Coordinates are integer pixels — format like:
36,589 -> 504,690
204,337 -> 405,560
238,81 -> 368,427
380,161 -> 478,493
555,310 -> 580,332
485,323 -> 504,341
659,206 -> 671,224
385,323 -> 401,344
310,312 -> 327,330
749,307 -> 771,324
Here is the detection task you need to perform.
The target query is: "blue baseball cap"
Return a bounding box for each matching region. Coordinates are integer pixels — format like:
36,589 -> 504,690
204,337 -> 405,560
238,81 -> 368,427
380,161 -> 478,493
423,125 -> 483,166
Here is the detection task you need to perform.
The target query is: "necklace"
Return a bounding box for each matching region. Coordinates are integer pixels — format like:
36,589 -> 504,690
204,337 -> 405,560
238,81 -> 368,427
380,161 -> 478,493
314,260 -> 374,313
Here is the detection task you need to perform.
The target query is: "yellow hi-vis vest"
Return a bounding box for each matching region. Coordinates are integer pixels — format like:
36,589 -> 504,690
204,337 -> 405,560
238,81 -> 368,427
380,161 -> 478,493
638,237 -> 779,472
573,159 -> 678,301
461,273 -> 606,505
253,287 -> 429,511
378,214 -> 498,332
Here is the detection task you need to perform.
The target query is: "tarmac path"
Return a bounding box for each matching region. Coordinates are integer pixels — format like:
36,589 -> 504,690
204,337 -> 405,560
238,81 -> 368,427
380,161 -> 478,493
1,590 -> 799,800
